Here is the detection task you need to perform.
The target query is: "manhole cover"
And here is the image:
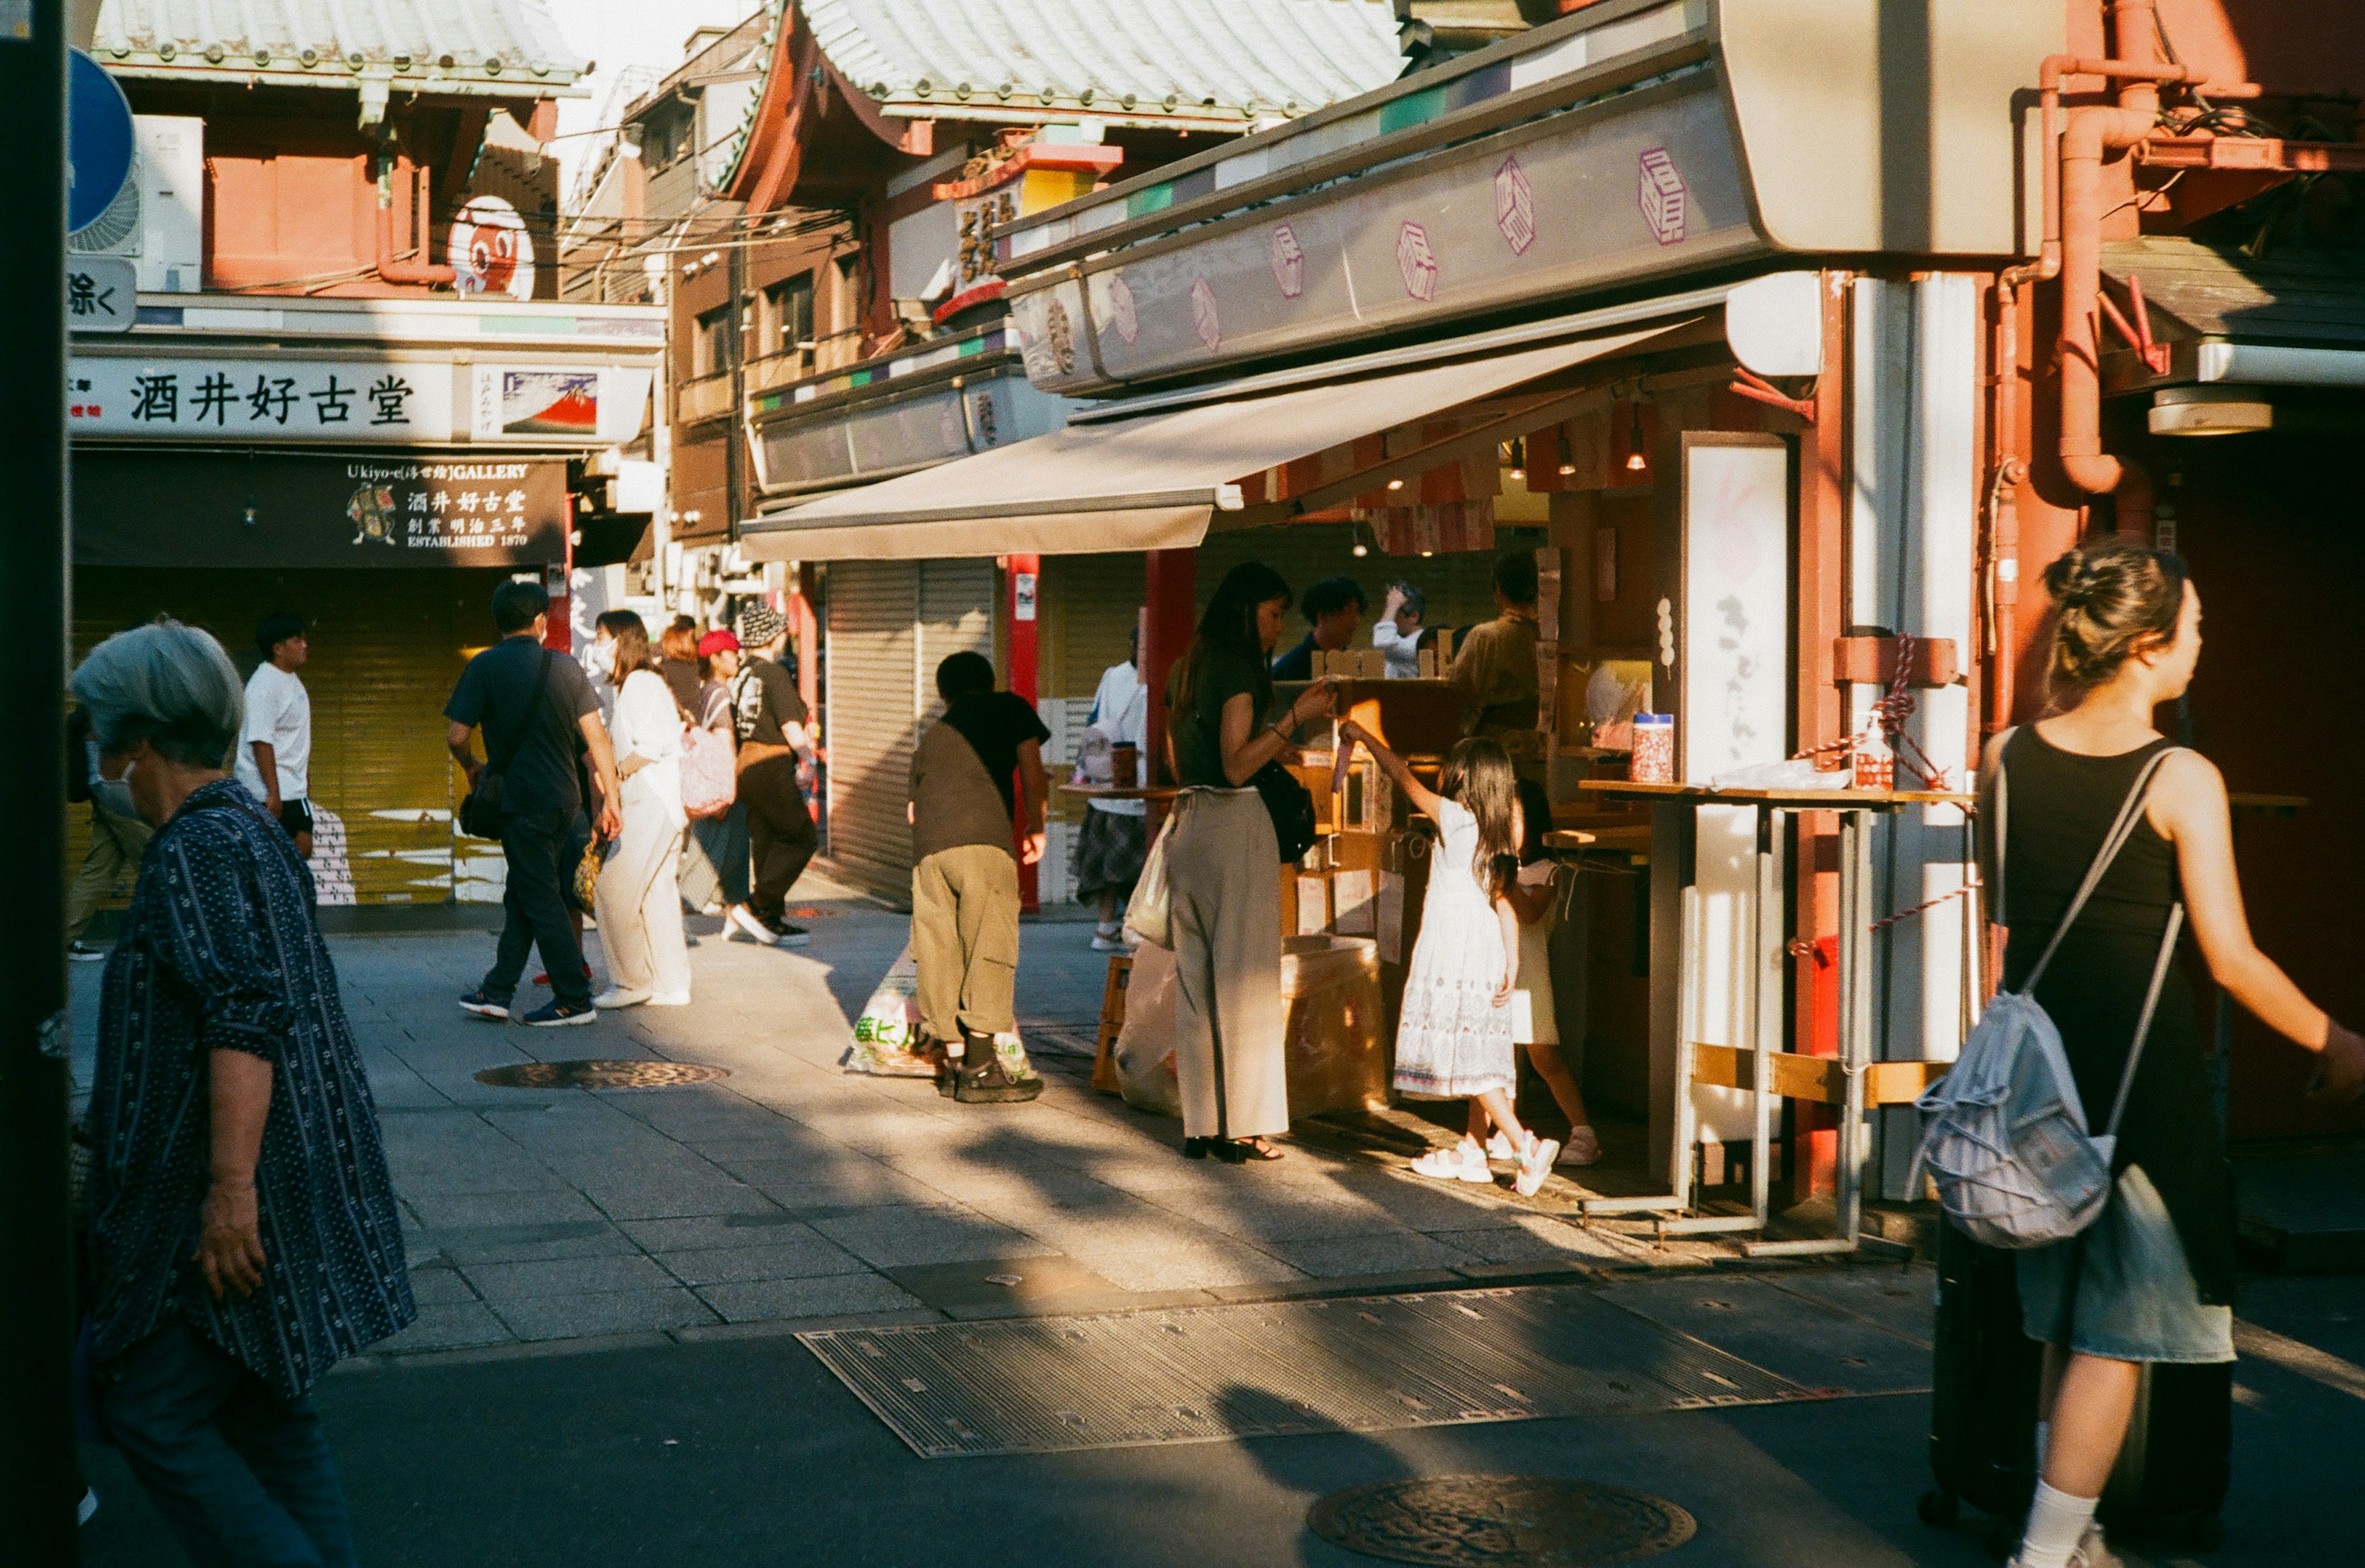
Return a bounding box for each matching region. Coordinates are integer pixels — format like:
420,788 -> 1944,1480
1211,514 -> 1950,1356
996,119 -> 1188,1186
1309,1476 -> 1696,1567
474,1061 -> 727,1090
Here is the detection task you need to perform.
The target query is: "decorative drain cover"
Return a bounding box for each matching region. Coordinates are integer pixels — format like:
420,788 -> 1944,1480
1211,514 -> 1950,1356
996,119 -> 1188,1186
1309,1476 -> 1696,1567
474,1060 -> 727,1090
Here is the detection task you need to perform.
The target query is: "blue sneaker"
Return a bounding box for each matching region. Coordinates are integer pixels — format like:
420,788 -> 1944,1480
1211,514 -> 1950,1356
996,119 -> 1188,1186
458,989 -> 512,1020
520,999 -> 597,1027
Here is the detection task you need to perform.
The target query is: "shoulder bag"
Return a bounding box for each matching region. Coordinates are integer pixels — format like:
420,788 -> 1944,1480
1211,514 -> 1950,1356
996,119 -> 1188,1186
458,648 -> 556,839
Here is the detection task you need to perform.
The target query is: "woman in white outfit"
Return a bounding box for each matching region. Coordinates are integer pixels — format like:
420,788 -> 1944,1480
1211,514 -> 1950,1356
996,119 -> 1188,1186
594,619 -> 692,1007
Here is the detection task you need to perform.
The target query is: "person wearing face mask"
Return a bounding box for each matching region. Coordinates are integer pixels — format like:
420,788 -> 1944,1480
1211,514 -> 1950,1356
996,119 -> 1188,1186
65,699 -> 154,960
584,609 -> 642,727
71,618 -> 413,1566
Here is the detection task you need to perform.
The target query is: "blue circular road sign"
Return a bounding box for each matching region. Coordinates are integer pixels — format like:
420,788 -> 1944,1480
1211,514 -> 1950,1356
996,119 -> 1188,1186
69,48 -> 137,235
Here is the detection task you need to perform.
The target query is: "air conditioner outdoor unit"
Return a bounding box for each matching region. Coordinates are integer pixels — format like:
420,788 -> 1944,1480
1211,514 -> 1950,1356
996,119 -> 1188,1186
68,113 -> 204,294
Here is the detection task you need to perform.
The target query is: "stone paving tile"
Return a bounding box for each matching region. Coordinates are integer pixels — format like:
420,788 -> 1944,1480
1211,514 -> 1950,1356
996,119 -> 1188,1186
654,1237 -> 871,1287
730,1160 -> 945,1213
1426,1217 -> 1641,1264
1261,1231 -> 1483,1278
615,1213 -> 807,1251
1065,1242 -> 1308,1293
489,1287 -> 720,1343
413,1223 -> 642,1267
404,1265 -> 481,1307
1174,1191 -> 1412,1245
373,1300 -> 515,1354
693,1273 -> 927,1325
401,1188 -> 609,1230
463,1253 -> 677,1299
809,1205 -> 1061,1269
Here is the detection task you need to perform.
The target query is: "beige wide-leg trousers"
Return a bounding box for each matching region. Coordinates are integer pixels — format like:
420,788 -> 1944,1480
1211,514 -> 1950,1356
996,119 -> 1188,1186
1166,788 -> 1287,1141
594,799 -> 692,998
911,843 -> 1021,1041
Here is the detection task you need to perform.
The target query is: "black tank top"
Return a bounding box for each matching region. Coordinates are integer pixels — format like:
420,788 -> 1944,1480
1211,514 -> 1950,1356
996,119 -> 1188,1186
1999,725 -> 2235,1304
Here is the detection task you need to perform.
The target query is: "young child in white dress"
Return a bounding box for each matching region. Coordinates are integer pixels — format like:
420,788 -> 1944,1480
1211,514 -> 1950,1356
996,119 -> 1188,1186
1338,724 -> 1560,1196
1485,780 -> 1603,1168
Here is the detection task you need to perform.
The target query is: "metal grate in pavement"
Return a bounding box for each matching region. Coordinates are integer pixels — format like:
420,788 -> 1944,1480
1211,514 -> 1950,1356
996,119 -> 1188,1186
799,1283 -> 1825,1458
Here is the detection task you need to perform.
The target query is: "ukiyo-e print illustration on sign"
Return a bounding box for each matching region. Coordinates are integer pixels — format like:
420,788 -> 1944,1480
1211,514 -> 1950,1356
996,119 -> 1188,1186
488,370 -> 598,437
73,451 -> 568,570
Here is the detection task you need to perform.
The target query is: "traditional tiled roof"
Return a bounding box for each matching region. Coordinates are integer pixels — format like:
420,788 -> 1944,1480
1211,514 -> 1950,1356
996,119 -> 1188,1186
91,0 -> 587,95
804,0 -> 1403,126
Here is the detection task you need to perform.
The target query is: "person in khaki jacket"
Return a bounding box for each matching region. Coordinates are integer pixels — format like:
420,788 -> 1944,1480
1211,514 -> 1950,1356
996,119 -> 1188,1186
907,652 -> 1049,1104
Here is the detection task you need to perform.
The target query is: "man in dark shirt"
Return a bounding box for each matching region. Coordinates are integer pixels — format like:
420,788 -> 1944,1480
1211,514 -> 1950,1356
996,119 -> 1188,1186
907,651 -> 1049,1102
725,603 -> 819,947
445,578 -> 623,1025
1269,575 -> 1367,680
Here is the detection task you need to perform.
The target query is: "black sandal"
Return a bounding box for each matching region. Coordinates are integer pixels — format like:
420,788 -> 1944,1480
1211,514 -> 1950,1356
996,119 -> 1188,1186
1213,1137 -> 1285,1164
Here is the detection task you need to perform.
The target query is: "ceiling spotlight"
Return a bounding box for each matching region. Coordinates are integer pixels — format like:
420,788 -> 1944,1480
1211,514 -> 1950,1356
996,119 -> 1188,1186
1419,549 -> 1434,558
1386,477 -> 1405,491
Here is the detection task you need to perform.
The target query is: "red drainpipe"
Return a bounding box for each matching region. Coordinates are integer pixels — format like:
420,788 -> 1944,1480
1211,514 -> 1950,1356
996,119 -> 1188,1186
1006,554 -> 1041,912
376,154 -> 456,287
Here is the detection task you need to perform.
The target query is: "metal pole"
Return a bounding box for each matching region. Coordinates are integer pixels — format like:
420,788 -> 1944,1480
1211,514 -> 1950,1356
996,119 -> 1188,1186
1749,804 -> 1775,1227
0,1 -> 80,1553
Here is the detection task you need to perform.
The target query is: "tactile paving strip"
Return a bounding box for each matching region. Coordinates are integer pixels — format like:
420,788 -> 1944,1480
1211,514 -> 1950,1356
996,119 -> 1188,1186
799,1283 -> 1825,1458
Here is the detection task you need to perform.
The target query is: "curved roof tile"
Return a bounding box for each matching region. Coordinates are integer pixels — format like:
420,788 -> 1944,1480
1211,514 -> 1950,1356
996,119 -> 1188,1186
92,0 -> 587,92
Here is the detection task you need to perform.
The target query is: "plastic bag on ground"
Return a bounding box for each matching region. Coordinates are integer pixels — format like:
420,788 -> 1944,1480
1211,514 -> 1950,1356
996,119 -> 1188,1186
844,945 -> 935,1077
1113,940 -> 1182,1116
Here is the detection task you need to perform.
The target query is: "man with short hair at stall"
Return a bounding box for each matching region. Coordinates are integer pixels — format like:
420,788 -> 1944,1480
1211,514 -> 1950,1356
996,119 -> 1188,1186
1450,551 -> 1546,780
1269,575 -> 1367,680
1371,581 -> 1427,678
907,651 -> 1049,1104
236,610 -> 316,861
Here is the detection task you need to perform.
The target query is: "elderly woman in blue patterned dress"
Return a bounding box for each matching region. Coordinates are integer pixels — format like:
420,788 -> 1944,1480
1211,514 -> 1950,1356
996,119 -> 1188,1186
74,619 -> 413,1567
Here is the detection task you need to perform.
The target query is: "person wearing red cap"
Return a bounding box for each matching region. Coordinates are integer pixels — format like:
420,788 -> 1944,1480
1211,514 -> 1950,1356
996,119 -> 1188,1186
679,629 -> 751,916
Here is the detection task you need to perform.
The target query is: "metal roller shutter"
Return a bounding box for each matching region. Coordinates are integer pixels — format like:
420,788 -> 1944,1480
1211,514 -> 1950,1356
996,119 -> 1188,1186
820,558 -> 997,900
823,559 -> 921,892
70,568 -> 510,907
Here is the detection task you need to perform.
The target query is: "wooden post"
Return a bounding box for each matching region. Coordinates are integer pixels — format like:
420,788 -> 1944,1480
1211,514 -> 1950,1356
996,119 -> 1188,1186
1790,270 -> 1853,1205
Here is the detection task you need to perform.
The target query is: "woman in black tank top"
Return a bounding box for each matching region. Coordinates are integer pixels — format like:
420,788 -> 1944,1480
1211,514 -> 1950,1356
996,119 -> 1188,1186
1989,544 -> 2365,1568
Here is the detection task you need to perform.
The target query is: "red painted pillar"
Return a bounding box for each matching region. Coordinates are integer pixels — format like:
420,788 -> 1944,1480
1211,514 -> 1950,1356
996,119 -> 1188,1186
1142,548 -> 1197,791
1006,554 -> 1041,912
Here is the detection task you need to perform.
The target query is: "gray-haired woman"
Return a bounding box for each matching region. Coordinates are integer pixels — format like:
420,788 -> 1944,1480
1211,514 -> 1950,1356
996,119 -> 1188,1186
74,619 -> 413,1566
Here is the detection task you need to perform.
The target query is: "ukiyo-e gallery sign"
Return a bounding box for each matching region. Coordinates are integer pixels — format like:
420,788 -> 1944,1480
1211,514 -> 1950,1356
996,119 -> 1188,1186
72,450 -> 569,569
67,358 -> 610,444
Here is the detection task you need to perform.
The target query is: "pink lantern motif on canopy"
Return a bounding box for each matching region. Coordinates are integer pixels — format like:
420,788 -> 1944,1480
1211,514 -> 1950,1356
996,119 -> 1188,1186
1494,155 -> 1537,254
1106,273 -> 1139,345
1191,276 -> 1221,351
1396,221 -> 1438,301
1638,148 -> 1688,245
1270,224 -> 1305,298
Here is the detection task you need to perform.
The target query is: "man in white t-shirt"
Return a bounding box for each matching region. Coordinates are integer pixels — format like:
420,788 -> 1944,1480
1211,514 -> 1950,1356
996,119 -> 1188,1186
1371,581 -> 1426,678
236,610 -> 315,857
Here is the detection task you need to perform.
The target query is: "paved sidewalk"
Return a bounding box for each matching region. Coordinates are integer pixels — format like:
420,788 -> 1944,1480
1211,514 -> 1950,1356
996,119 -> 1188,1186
68,873 -> 1718,1358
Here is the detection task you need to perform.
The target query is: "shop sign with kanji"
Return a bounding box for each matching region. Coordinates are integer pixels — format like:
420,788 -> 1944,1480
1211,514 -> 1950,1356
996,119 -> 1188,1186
66,358 -> 641,445
67,258 -> 136,334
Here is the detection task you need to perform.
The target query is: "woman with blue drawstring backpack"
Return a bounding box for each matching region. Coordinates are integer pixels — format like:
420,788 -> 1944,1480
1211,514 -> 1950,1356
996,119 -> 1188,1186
1981,542 -> 2363,1568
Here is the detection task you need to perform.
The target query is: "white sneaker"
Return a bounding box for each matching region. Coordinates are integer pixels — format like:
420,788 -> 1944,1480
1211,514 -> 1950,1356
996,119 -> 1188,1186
1558,1126 -> 1603,1166
67,942 -> 108,963
593,987 -> 651,1009
646,991 -> 692,1007
1091,933 -> 1127,952
726,904 -> 785,945
1411,1139 -> 1496,1184
2007,1525 -> 2122,1568
1514,1136 -> 1561,1197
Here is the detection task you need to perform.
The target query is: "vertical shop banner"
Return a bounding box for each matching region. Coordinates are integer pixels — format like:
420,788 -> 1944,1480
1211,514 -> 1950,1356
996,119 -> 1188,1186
73,451 -> 570,568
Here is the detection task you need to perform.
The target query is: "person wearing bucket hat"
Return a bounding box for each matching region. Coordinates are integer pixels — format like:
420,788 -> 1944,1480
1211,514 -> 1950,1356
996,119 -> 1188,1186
724,605 -> 817,947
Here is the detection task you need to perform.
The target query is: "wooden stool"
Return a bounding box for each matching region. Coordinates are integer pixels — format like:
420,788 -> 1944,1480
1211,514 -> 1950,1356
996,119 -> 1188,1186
1092,952 -> 1132,1095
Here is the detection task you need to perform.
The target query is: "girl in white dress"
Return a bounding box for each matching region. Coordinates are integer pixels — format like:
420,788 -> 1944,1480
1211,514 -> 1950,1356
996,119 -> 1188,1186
1338,724 -> 1559,1196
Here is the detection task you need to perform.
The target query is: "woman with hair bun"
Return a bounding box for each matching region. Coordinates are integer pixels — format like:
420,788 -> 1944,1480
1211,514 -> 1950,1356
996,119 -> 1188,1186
1990,543 -> 2365,1568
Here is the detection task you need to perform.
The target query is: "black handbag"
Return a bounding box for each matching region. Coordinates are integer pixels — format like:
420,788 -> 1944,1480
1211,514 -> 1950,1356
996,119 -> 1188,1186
458,648 -> 554,839
1250,758 -> 1319,865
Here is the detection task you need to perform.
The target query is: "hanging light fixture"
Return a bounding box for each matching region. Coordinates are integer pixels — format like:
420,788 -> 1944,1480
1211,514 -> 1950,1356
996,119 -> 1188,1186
1350,520 -> 1370,558
1623,403 -> 1649,472
1386,477 -> 1405,491
1555,428 -> 1577,477
1506,438 -> 1526,482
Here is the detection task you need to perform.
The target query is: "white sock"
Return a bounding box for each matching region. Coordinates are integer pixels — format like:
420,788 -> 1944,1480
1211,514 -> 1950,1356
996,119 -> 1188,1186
2016,1480 -> 2100,1568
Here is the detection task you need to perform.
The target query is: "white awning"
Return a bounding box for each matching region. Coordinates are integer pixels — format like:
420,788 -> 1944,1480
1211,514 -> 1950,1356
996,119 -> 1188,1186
738,320 -> 1694,562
